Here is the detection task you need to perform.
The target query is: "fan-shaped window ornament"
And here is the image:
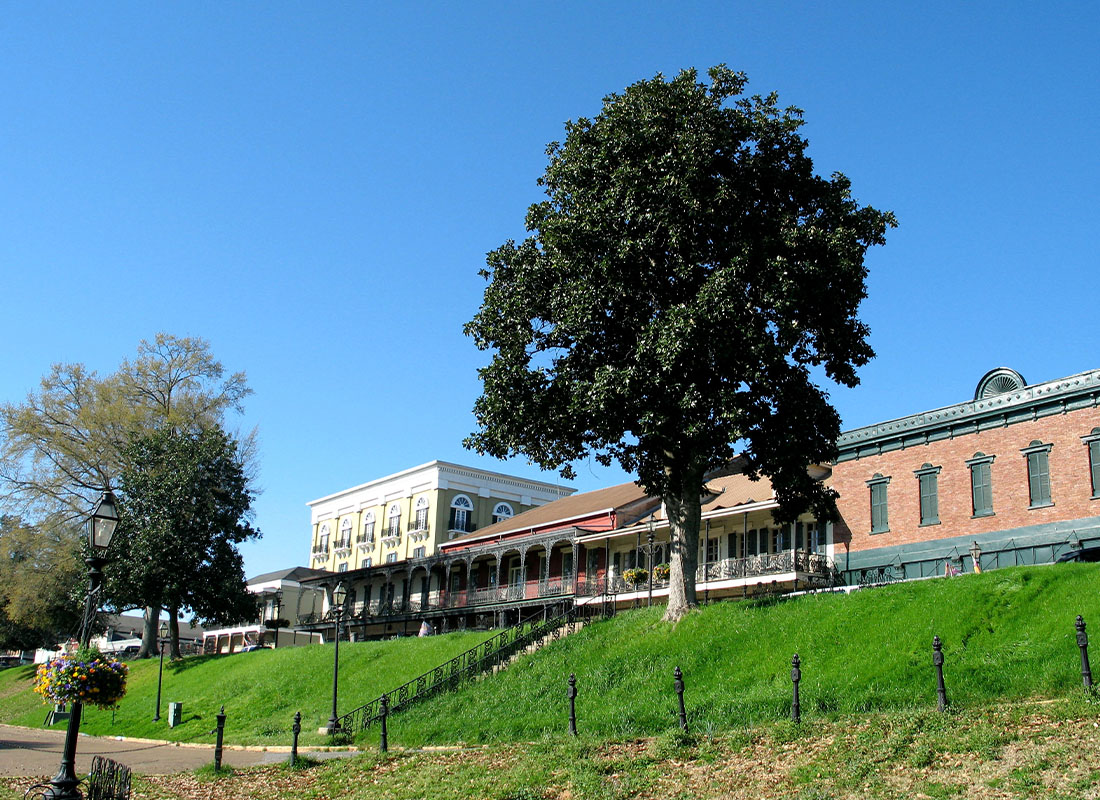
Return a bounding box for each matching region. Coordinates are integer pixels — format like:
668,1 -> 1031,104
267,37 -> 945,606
492,502 -> 514,524
974,368 -> 1027,400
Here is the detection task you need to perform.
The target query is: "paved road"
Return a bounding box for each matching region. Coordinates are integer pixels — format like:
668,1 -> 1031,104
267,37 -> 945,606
0,724 -> 328,777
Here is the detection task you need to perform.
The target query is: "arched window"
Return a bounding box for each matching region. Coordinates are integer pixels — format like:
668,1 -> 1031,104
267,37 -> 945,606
339,518 -> 353,547
449,495 -> 473,534
317,523 -> 330,553
361,511 -> 375,543
414,496 -> 430,531
387,503 -> 402,537
492,502 -> 514,524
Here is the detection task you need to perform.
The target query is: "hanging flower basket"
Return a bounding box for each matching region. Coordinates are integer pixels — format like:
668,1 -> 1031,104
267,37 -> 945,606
33,647 -> 128,710
622,567 -> 649,586
653,563 -> 671,581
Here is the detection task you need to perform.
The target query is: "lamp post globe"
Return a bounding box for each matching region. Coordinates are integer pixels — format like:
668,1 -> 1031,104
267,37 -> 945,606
326,583 -> 347,735
43,490 -> 118,800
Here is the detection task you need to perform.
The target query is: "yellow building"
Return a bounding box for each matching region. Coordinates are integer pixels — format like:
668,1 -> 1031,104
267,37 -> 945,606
306,461 -> 574,574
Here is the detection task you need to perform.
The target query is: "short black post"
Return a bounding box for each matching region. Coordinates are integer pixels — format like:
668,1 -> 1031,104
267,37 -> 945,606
567,673 -> 578,736
933,636 -> 948,712
1076,615 -> 1093,690
379,695 -> 389,753
674,666 -> 688,732
214,705 -> 226,770
790,654 -> 802,724
290,711 -> 301,764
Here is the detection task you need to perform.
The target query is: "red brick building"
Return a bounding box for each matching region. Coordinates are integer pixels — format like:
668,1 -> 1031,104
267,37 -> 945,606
830,367 -> 1100,581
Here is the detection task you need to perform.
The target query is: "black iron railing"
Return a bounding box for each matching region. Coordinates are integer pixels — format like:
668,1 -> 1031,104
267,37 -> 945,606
332,604 -> 600,737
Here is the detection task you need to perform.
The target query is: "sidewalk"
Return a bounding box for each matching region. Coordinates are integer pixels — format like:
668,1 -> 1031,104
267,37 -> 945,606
0,724 -> 356,777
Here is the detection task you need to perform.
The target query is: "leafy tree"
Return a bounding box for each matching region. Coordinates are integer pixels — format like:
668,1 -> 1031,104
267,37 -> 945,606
0,333 -> 252,521
0,515 -> 84,650
0,334 -> 255,651
111,426 -> 259,657
465,67 -> 895,620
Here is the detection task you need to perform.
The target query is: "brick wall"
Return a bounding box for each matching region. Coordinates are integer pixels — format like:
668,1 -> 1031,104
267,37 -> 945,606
830,405 -> 1100,554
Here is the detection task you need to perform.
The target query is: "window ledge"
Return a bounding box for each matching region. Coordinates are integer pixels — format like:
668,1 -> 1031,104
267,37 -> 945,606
919,520 -> 941,528
971,511 -> 995,519
1028,502 -> 1055,510
870,528 -> 890,535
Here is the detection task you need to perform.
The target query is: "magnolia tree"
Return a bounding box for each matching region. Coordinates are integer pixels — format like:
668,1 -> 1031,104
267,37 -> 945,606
464,67 -> 894,620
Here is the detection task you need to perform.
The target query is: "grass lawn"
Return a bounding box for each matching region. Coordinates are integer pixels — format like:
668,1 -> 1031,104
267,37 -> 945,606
0,628 -> 489,746
4,699 -> 1099,799
1,563 -> 1098,798
386,564 -> 1100,746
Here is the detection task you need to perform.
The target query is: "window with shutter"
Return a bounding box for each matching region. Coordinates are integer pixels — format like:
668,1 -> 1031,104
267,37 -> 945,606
1021,441 -> 1053,508
867,474 -> 891,533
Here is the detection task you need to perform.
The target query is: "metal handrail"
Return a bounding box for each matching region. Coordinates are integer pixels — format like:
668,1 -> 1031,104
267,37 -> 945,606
332,603 -> 601,737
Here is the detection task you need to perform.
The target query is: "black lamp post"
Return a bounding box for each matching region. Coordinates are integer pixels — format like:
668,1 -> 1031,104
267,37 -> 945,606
153,620 -> 169,722
45,490 -> 118,800
325,582 -> 347,735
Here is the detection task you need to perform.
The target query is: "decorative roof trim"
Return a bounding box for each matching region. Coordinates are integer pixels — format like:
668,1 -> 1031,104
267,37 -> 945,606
836,368 -> 1100,462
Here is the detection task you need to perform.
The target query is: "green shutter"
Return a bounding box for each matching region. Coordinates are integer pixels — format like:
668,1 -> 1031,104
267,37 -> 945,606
870,482 -> 889,533
1090,440 -> 1100,498
971,462 -> 993,516
919,473 -> 939,525
1028,451 -> 1051,506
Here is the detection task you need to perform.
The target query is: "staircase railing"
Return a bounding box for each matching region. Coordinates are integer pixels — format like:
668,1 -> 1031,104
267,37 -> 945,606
333,603 -> 599,737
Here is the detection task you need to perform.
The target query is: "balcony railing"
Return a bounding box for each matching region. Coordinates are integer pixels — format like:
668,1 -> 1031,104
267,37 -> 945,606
334,538 -> 352,553
577,551 -> 834,596
311,544 -> 330,556
295,552 -> 835,625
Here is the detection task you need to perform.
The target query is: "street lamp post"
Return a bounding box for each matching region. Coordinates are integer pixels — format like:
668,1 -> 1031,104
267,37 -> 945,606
45,491 -> 118,800
325,582 -> 347,736
153,620 -> 169,722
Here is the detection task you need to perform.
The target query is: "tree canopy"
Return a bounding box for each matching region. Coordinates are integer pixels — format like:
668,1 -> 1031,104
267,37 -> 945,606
0,514 -> 84,650
111,426 -> 259,656
465,66 -> 895,619
0,333 -> 252,521
0,334 -> 257,652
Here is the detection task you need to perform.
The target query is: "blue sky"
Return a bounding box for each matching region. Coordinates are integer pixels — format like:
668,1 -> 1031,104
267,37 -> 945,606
2,3 -> 1097,578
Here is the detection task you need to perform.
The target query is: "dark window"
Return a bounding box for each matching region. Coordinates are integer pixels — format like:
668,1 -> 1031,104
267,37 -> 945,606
746,529 -> 758,556
1022,441 -> 1053,508
705,537 -> 719,563
968,453 -> 995,516
727,532 -> 738,560
1084,429 -> 1100,499
867,474 -> 891,533
915,464 -> 941,526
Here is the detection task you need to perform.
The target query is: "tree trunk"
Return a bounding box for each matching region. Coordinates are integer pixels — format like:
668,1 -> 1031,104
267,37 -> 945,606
169,610 -> 181,659
137,605 -> 159,658
662,488 -> 703,622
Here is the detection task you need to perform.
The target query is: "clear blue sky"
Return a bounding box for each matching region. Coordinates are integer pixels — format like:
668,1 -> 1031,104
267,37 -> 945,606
2,3 -> 1096,578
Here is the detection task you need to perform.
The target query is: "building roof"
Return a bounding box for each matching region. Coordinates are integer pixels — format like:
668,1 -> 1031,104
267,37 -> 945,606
306,460 -> 575,507
442,480 -> 654,548
836,367 -> 1100,461
247,566 -> 329,586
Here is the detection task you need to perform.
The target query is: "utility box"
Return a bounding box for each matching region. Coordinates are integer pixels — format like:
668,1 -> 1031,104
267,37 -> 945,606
168,702 -> 182,728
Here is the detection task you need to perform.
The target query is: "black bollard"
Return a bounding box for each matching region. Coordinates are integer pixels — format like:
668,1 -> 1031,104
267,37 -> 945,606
290,711 -> 301,764
567,673 -> 578,736
674,666 -> 688,732
791,654 -> 802,724
933,636 -> 948,712
1076,615 -> 1093,690
214,705 -> 226,770
379,695 -> 389,753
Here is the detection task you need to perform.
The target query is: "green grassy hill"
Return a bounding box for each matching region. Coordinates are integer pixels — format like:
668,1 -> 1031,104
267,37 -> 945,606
1,564 -> 1096,751
389,563 -> 1100,746
0,629 -> 489,746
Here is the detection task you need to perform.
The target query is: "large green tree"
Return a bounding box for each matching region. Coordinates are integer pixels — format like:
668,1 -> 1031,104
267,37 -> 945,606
0,334 -> 255,649
465,67 -> 895,620
112,426 -> 259,657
